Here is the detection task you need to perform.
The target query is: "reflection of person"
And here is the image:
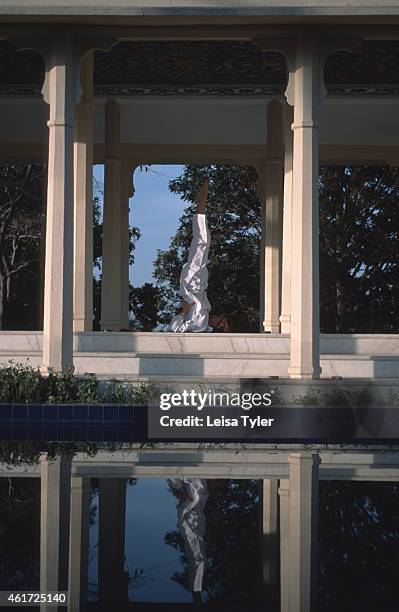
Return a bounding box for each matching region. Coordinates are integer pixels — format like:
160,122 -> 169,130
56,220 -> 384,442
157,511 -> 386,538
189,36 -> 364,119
168,478 -> 209,605
168,179 -> 212,333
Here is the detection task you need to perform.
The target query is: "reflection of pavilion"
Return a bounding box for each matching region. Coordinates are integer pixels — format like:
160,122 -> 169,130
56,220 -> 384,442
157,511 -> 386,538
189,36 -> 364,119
4,448 -> 399,611
0,7 -> 399,378
1,445 -> 399,612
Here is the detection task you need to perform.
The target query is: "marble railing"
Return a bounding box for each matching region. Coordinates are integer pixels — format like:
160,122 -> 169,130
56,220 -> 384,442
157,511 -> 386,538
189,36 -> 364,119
1,331 -> 399,378
1,331 -> 399,356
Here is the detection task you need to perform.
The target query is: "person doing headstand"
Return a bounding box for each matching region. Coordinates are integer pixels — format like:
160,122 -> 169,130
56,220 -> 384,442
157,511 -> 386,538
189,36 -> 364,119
168,179 -> 213,606
168,178 -> 212,334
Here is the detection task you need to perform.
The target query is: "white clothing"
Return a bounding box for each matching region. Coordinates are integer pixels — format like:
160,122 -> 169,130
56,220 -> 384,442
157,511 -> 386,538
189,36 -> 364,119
169,213 -> 212,333
168,478 -> 209,592
168,214 -> 211,592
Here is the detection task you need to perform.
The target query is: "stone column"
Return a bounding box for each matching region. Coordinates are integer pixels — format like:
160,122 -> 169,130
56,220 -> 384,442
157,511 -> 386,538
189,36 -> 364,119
261,479 -> 279,608
288,453 -> 320,612
258,163 -> 266,330
68,477 -> 90,612
278,479 -> 290,612
98,479 -> 128,607
73,52 -> 94,332
101,99 -> 122,331
280,105 -> 294,335
42,35 -> 75,372
288,38 -> 322,378
120,161 -> 134,330
260,99 -> 284,333
40,454 -> 71,612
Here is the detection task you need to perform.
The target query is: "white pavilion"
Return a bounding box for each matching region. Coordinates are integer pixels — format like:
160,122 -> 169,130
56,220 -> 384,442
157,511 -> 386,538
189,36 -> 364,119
0,2 -> 399,379
1,4 -> 399,612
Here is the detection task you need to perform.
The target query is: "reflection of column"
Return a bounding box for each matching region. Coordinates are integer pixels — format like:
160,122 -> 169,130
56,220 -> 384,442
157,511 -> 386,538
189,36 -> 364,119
280,105 -> 294,335
288,38 -> 321,378
40,454 -> 71,612
73,52 -> 94,332
98,479 -> 128,607
120,161 -> 134,330
101,99 -> 122,331
278,479 -> 290,612
260,99 -> 284,333
68,477 -> 90,612
288,453 -> 320,612
261,479 -> 279,608
42,35 -> 75,372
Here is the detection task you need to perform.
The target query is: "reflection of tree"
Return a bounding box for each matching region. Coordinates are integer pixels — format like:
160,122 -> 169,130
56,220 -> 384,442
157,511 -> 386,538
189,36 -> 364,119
165,479 -> 260,604
164,478 -> 399,609
0,477 -> 39,589
319,481 -> 399,611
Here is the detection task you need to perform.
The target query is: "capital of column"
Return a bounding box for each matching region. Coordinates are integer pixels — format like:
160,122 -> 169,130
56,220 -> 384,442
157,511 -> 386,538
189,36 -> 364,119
288,366 -> 322,379
278,480 -> 290,498
291,120 -> 319,130
47,120 -> 73,129
263,319 -> 280,333
284,33 -> 362,109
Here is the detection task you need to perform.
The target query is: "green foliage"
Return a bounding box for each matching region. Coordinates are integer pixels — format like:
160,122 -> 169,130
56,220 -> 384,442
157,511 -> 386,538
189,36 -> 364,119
0,163 -> 46,331
0,363 -> 152,465
319,165 -> 399,333
129,282 -> 166,331
154,163 -> 399,333
0,441 -> 100,467
0,361 -> 152,404
0,361 -> 43,403
2,162 -> 399,334
291,385 -> 374,409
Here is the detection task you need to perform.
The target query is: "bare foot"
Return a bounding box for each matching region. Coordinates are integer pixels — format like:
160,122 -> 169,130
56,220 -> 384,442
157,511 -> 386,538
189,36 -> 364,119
195,178 -> 209,214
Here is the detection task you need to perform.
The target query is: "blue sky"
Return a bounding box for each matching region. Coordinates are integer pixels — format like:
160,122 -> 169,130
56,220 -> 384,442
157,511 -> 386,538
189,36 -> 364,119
124,479 -> 193,603
89,170 -> 192,601
89,479 -> 195,603
94,164 -> 186,286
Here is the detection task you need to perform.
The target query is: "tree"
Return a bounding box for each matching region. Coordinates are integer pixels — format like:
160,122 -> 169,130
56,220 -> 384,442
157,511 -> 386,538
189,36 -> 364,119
319,164 -> 399,333
129,282 -> 165,331
154,165 -> 261,332
155,163 -> 399,334
0,164 -> 46,330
